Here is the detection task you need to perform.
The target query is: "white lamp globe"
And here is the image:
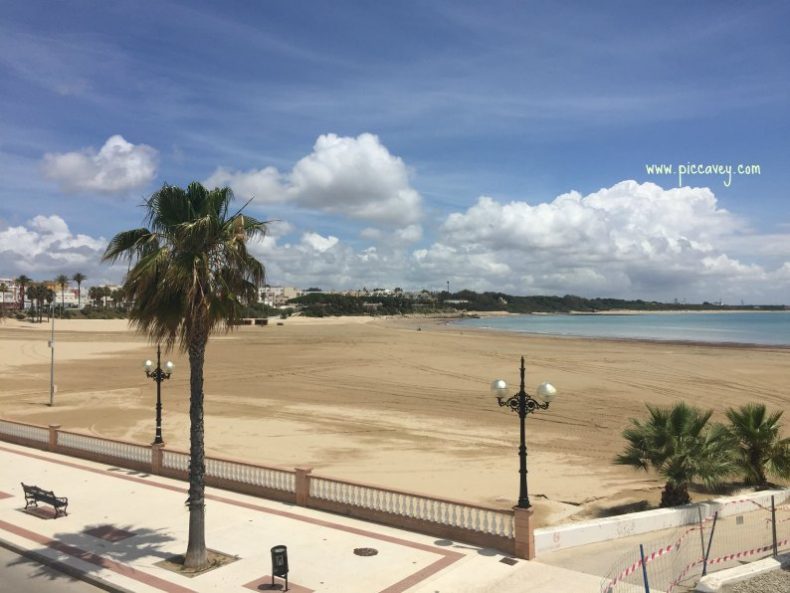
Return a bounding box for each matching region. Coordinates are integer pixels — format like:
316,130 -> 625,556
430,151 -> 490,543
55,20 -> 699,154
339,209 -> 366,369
490,379 -> 509,399
144,360 -> 154,372
165,361 -> 175,374
537,382 -> 557,403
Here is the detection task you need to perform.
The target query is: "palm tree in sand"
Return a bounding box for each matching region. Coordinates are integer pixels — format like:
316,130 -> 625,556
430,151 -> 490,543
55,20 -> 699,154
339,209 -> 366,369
16,275 -> 31,310
725,404 -> 790,489
72,272 -> 86,309
55,274 -> 69,316
616,402 -> 735,506
103,182 -> 266,569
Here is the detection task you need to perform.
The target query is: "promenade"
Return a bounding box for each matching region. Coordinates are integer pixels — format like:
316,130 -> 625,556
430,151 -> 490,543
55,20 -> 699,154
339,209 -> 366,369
0,441 -> 601,593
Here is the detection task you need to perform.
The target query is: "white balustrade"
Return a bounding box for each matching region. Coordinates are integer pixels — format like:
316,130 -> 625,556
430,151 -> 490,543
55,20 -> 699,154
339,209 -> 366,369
162,450 -> 189,471
58,432 -> 151,464
0,420 -> 48,443
164,454 -> 296,492
310,477 -> 514,538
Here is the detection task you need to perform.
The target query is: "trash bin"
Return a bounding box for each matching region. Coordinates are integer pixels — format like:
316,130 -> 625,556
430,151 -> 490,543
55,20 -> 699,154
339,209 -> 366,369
271,545 -> 288,591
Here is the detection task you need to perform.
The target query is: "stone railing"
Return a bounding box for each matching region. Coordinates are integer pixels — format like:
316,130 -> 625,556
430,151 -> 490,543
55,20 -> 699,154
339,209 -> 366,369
309,474 -> 516,552
0,419 -> 49,446
0,419 -> 533,558
58,431 -> 151,471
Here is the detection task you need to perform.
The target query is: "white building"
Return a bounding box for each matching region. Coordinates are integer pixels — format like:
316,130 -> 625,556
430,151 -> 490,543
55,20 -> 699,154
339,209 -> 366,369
258,286 -> 302,307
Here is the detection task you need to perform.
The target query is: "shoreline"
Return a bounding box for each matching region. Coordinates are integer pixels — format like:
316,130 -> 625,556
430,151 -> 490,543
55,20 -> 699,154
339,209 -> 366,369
445,312 -> 790,350
5,313 -> 789,349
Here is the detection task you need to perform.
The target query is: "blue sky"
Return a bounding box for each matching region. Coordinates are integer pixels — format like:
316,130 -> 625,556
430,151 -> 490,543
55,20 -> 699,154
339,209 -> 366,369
1,1 -> 789,302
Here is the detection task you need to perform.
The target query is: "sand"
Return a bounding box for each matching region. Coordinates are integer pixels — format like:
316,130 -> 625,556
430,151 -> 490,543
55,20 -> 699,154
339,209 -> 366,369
0,315 -> 788,527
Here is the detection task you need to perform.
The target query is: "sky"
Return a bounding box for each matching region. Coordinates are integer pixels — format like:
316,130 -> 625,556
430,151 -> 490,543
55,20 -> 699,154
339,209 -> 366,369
1,0 -> 789,303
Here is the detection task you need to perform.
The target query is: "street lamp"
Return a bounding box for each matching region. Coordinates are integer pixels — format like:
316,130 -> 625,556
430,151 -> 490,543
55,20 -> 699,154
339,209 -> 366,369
144,345 -> 174,445
491,356 -> 557,509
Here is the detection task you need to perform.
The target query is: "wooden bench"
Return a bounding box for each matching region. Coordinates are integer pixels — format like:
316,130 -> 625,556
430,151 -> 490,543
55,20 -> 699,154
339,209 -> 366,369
21,483 -> 68,518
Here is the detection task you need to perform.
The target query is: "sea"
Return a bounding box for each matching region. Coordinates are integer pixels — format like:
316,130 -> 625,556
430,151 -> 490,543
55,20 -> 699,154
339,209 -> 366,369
455,311 -> 790,346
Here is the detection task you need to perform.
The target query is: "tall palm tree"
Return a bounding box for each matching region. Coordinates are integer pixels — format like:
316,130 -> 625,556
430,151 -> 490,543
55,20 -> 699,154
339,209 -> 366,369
616,402 -> 735,506
725,404 -> 790,489
55,274 -> 69,316
26,283 -> 52,322
72,273 -> 86,309
103,182 -> 266,569
16,275 -> 31,310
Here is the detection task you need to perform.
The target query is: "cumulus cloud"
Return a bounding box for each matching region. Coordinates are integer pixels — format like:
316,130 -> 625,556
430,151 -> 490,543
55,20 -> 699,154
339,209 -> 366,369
395,224 -> 423,243
421,180 -> 785,302
229,181 -> 790,303
0,215 -> 112,280
204,165 -> 283,203
41,135 -> 158,194
440,181 -> 739,261
10,181 -> 789,304
301,232 -> 339,252
204,133 -> 422,225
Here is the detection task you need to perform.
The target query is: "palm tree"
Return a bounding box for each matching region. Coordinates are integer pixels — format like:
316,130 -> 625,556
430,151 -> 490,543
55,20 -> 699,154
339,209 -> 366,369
26,283 -> 52,322
16,275 -> 31,310
616,402 -> 735,507
103,182 -> 266,569
55,274 -> 69,316
72,273 -> 86,309
725,404 -> 790,489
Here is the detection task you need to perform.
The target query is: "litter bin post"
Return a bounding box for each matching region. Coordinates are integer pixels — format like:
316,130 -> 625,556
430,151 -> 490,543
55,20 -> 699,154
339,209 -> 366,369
271,545 -> 288,591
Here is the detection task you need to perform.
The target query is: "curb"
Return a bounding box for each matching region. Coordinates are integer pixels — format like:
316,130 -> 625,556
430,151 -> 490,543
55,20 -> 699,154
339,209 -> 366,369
695,557 -> 781,592
0,536 -> 135,593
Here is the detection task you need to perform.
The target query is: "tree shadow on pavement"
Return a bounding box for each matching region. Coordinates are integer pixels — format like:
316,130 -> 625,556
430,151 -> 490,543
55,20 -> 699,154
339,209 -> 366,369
6,524 -> 175,583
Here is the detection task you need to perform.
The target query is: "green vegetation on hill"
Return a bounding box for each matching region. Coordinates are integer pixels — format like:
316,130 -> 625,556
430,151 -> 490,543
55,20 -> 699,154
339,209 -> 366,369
290,292 -> 435,317
288,290 -> 785,317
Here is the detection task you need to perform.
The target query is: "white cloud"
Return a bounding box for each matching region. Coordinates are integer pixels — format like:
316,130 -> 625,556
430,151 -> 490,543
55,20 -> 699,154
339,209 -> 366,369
0,215 -> 114,281
421,180 -> 786,302
9,181 -> 790,304
41,135 -> 158,194
301,232 -> 339,252
204,133 -> 422,225
204,165 -> 283,203
230,181 -> 790,303
287,133 -> 421,225
395,224 -> 423,243
440,181 -> 738,261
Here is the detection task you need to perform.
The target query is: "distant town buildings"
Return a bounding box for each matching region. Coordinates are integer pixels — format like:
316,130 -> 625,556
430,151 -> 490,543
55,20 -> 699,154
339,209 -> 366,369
258,285 -> 303,307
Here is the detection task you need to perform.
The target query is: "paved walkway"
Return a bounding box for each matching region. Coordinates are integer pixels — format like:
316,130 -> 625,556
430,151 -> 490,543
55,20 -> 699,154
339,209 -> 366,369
0,441 -> 602,593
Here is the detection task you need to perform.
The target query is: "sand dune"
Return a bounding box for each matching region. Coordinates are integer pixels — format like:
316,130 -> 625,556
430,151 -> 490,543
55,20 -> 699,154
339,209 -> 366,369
0,315 -> 787,526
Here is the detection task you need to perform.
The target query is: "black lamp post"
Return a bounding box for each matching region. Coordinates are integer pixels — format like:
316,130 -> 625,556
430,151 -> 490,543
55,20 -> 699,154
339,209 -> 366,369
491,356 -> 557,509
144,345 -> 174,446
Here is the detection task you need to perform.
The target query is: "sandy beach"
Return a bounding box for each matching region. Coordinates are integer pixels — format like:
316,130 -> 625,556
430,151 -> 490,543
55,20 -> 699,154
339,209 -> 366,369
0,315 -> 788,527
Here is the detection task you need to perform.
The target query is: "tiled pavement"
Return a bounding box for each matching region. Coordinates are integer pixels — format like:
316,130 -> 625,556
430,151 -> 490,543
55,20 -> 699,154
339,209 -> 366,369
0,441 -> 601,593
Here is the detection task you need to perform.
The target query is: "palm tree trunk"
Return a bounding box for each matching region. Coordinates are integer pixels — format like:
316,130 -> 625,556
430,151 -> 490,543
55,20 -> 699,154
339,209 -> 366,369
184,327 -> 209,569
660,482 -> 690,507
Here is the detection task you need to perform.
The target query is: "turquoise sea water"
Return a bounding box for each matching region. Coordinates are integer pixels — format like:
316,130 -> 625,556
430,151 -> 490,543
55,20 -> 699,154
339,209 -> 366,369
455,311 -> 790,346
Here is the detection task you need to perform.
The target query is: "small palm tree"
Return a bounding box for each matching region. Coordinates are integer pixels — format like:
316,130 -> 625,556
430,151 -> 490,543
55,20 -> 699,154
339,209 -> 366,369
725,404 -> 790,489
72,273 -> 86,309
103,182 -> 266,569
616,402 -> 735,507
55,274 -> 69,316
16,275 -> 31,310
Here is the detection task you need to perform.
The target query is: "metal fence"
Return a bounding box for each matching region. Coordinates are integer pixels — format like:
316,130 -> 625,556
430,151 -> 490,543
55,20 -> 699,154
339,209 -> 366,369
601,495 -> 790,593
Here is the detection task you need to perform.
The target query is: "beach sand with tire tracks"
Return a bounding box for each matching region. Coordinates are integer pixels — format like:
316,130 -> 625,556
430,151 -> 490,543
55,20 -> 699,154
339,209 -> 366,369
0,315 -> 787,527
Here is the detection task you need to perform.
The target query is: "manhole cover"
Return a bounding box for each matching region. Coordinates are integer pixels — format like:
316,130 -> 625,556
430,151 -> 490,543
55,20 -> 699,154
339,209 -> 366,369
500,557 -> 518,566
354,547 -> 379,556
